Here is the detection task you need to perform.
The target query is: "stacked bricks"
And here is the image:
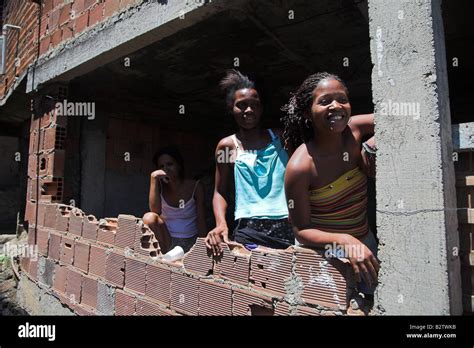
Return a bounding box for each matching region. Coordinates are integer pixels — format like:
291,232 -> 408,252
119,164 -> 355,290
20,204 -> 357,316
25,85 -> 68,227
39,0 -> 144,57
455,152 -> 474,313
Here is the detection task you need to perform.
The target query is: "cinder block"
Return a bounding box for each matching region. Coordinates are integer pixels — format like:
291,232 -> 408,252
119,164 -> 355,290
44,204 -> 58,228
82,215 -> 98,241
170,272 -> 199,315
55,204 -> 72,233
24,201 -> 36,225
66,268 -> 82,305
145,262 -> 170,306
274,301 -> 292,316
38,150 -> 66,178
182,238 -> 213,276
124,257 -> 146,295
97,218 -> 117,246
199,280 -> 232,316
38,177 -> 64,203
37,203 -> 47,227
136,298 -> 175,316
116,215 -> 139,249
53,264 -> 68,294
58,3 -> 71,26
75,10 -> 89,34
232,287 -> 274,316
69,208 -> 84,236
81,274 -> 98,309
134,222 -> 160,258
115,289 -> 136,316
88,2 -> 104,27
294,305 -> 322,316
104,0 -> 120,18
37,227 -> 50,256
105,251 -> 125,288
97,281 -> 115,315
59,236 -> 75,265
74,240 -> 90,273
43,126 -> 58,151
294,247 -> 354,310
50,29 -> 62,47
89,244 -> 107,278
214,243 -> 250,285
72,0 -> 86,14
249,247 -> 293,296
49,8 -> 60,31
48,232 -> 62,261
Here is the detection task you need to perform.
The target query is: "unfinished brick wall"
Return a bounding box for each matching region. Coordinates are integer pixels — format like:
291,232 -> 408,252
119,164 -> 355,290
25,85 -> 69,227
20,202 -> 357,316
39,0 -> 144,57
0,0 -> 38,100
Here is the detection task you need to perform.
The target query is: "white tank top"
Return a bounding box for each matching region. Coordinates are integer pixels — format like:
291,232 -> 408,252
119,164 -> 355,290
160,181 -> 199,239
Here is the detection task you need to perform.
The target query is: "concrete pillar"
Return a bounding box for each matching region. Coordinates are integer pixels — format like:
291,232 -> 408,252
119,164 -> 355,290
368,0 -> 462,314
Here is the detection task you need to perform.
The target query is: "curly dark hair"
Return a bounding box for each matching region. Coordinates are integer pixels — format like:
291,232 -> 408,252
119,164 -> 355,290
220,69 -> 256,111
281,72 -> 348,150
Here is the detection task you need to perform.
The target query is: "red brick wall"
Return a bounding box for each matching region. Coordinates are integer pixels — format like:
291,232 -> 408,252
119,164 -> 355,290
106,117 -> 214,178
39,0 -> 143,57
0,0 -> 38,100
0,0 -> 146,100
21,203 -> 356,316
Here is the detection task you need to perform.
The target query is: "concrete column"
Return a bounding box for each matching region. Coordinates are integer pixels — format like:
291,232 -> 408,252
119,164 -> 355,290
368,0 -> 462,314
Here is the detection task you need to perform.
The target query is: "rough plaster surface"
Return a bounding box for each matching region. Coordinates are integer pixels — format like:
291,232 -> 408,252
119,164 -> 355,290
368,0 -> 462,314
17,275 -> 75,316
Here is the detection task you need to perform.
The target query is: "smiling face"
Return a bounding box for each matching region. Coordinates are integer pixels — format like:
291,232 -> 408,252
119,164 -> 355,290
157,154 -> 182,182
307,78 -> 351,134
231,88 -> 263,130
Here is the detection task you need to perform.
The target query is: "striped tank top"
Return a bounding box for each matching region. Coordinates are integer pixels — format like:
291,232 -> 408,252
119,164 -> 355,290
309,167 -> 368,237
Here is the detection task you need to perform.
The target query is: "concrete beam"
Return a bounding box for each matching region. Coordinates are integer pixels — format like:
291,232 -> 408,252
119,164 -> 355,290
368,0 -> 462,314
26,0 -> 237,93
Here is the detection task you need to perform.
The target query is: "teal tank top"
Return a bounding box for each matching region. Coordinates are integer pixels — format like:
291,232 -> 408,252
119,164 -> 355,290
232,129 -> 289,220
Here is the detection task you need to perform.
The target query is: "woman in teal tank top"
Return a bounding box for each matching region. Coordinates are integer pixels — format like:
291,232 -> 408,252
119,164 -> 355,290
205,70 -> 294,255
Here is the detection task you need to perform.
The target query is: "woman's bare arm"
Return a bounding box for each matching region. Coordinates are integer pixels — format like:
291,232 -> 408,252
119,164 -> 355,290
350,113 -> 374,140
149,173 -> 162,214
205,137 -> 234,254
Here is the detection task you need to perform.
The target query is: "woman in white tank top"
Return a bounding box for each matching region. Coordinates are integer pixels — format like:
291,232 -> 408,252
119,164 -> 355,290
143,147 -> 207,253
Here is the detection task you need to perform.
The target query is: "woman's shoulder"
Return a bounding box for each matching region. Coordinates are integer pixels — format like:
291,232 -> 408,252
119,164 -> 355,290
216,134 -> 236,151
286,143 -> 313,173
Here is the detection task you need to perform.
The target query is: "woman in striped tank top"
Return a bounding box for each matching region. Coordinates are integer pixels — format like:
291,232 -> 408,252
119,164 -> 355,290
282,72 -> 379,307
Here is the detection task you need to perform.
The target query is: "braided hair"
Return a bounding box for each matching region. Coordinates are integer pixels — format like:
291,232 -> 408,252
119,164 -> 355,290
281,72 -> 348,150
220,69 -> 256,111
